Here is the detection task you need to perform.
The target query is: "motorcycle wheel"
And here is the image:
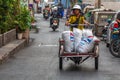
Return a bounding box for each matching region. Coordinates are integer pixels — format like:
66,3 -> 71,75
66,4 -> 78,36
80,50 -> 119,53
45,17 -> 48,20
53,28 -> 56,31
106,43 -> 109,47
109,39 -> 120,58
52,27 -> 56,31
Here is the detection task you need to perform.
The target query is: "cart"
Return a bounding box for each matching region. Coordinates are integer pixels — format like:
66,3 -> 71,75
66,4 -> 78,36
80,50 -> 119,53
58,38 -> 100,70
90,9 -> 116,36
58,24 -> 100,70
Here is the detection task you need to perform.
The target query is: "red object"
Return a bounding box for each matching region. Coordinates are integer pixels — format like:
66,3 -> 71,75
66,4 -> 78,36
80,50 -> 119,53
110,22 -> 118,30
114,22 -> 118,28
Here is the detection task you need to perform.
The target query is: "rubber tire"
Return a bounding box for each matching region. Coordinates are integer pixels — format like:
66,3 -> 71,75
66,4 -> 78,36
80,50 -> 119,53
53,28 -> 55,31
45,16 -> 48,20
52,27 -> 56,31
59,57 -> 63,70
109,39 -> 120,58
95,57 -> 98,70
106,43 -> 109,47
58,38 -> 61,57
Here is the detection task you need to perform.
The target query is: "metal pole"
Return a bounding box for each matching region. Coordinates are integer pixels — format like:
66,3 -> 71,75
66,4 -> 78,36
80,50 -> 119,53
98,0 -> 101,8
95,0 -> 101,8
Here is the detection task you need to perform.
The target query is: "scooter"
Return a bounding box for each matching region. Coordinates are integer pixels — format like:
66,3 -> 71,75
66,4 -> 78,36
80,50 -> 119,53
102,24 -> 109,41
109,28 -> 120,58
66,14 -> 70,20
43,10 -> 49,20
51,18 -> 59,31
102,19 -> 112,42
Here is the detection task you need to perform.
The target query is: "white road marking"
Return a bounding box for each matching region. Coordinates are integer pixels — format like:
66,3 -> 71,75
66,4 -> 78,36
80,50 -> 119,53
38,44 -> 58,47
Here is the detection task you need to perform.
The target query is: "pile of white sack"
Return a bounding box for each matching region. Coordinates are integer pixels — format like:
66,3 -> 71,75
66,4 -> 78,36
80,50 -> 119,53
62,28 -> 100,53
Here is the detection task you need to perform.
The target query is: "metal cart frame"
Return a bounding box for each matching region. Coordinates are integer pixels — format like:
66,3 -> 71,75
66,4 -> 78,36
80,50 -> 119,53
58,38 -> 100,70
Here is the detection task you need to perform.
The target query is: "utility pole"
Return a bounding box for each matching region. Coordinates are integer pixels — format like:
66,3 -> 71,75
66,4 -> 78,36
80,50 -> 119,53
95,0 -> 101,8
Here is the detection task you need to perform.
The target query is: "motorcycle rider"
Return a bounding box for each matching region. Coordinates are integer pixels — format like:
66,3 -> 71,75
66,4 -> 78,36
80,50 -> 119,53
43,5 -> 51,18
115,12 -> 120,28
58,2 -> 64,18
50,6 -> 60,27
65,4 -> 90,31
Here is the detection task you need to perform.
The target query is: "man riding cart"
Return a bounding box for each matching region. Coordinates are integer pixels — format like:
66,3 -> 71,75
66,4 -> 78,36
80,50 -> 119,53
58,5 -> 100,70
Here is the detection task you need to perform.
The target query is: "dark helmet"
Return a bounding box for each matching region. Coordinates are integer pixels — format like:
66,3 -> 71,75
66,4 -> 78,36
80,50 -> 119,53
116,12 -> 120,20
107,19 -> 112,24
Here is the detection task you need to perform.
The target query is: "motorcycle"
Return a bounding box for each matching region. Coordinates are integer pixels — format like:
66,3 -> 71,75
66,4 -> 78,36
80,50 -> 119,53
51,18 -> 59,31
109,28 -> 120,58
102,19 -> 112,47
102,19 -> 112,42
102,24 -> 109,42
66,13 -> 70,20
43,10 -> 49,20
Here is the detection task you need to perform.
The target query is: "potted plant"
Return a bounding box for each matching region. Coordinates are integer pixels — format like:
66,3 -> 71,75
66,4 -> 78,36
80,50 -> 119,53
15,6 -> 31,41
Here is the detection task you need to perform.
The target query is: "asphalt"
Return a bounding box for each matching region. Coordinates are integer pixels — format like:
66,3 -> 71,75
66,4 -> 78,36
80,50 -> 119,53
0,13 -> 120,80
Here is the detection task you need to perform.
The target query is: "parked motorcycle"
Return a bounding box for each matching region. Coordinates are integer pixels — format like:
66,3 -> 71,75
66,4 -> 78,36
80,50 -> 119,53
102,19 -> 112,42
109,28 -> 120,58
51,18 -> 59,31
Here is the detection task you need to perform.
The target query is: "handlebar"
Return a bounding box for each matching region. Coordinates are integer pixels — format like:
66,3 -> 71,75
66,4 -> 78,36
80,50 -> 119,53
69,24 -> 95,27
67,24 -> 96,29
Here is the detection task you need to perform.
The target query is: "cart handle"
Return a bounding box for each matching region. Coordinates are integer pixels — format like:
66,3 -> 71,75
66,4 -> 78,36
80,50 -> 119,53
69,24 -> 95,27
94,40 -> 100,45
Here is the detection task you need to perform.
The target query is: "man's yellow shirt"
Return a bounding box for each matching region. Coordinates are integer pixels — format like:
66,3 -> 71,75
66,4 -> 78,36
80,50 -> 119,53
68,15 -> 85,31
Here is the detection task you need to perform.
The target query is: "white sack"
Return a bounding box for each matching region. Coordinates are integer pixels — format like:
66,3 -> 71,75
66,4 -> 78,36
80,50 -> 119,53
76,36 -> 99,53
73,28 -> 83,51
76,36 -> 94,53
62,31 -> 74,52
83,29 -> 93,37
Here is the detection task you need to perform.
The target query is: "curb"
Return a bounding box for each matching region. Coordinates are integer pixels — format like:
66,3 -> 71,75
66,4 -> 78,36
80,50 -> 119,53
0,39 -> 26,64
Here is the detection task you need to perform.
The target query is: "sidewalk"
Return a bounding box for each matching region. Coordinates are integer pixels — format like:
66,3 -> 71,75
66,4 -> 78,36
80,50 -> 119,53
0,29 -> 27,64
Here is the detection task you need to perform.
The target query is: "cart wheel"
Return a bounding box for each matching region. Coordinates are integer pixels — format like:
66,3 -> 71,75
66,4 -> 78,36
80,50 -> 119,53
58,38 -> 61,57
94,45 -> 99,70
59,57 -> 63,70
95,57 -> 98,70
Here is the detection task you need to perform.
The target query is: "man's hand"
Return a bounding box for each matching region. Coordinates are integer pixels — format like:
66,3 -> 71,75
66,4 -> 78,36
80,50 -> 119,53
84,20 -> 90,26
94,23 -> 98,26
65,21 -> 70,26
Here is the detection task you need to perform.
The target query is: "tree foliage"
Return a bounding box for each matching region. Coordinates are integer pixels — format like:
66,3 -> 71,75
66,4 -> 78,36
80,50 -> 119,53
0,0 -> 31,34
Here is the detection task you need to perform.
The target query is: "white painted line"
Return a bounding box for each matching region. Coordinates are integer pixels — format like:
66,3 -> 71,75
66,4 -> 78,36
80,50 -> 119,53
38,44 -> 58,47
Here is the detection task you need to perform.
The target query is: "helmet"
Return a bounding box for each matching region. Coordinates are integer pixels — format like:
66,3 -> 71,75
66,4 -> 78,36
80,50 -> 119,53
72,5 -> 82,10
107,19 -> 112,24
53,7 -> 57,10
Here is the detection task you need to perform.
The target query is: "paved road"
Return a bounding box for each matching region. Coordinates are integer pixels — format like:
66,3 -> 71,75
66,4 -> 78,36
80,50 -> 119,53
0,14 -> 120,80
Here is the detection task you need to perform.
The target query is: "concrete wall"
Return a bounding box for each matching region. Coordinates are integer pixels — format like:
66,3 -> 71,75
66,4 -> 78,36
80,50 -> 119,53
83,0 -> 120,11
0,29 -> 16,47
102,2 -> 120,11
0,35 -> 3,48
3,29 -> 16,45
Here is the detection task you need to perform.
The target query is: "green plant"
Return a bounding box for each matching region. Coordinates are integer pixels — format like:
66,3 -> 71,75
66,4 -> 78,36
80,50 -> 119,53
0,0 -> 31,34
31,16 -> 35,23
16,6 -> 31,33
0,0 -> 20,34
